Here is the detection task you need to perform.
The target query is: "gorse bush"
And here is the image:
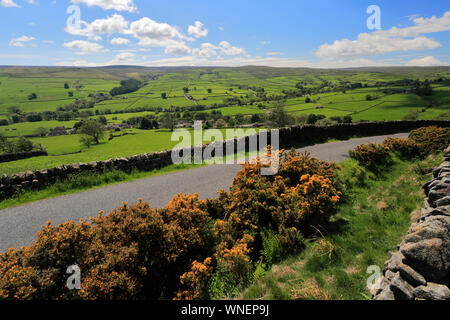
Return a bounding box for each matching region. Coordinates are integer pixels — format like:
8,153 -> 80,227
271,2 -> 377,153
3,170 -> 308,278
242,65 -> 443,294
382,137 -> 426,160
348,143 -> 392,173
349,126 -> 449,173
408,126 -> 450,154
0,149 -> 342,300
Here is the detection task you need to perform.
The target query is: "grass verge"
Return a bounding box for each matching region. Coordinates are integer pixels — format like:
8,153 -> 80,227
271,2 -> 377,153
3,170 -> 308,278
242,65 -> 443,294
0,150 -> 258,210
0,163 -> 204,210
238,153 -> 443,300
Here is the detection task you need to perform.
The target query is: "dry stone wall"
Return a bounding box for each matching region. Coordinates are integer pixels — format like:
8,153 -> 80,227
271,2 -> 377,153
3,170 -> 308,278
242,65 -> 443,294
1,120 -> 449,200
372,145 -> 450,300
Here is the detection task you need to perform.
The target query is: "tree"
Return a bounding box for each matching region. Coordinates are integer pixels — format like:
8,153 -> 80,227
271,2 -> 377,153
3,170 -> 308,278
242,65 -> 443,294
272,101 -> 293,127
35,127 -> 48,137
207,88 -> 212,94
161,92 -> 167,99
215,118 -> 227,128
366,94 -> 372,101
15,137 -> 34,152
64,83 -> 70,89
305,97 -> 311,103
80,135 -> 95,148
235,114 -> 245,125
139,117 -> 153,130
183,87 -> 189,94
28,93 -> 37,100
160,113 -> 176,131
7,106 -> 21,114
343,115 -> 353,123
0,134 -> 15,154
306,114 -> 325,125
68,91 -> 74,97
97,116 -> 107,125
250,114 -> 260,123
78,119 -> 105,145
110,79 -> 142,96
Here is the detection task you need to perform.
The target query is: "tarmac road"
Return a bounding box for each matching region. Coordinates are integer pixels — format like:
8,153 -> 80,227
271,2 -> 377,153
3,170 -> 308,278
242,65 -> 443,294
0,132 -> 408,252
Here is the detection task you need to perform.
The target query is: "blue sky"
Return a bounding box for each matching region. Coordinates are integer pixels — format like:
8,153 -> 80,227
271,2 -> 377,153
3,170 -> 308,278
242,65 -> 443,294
0,0 -> 449,67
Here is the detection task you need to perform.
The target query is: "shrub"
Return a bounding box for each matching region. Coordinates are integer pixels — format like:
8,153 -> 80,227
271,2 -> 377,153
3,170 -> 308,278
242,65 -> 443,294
212,150 -> 341,290
0,195 -> 213,300
382,137 -> 425,159
408,126 -> 450,154
349,143 -> 392,173
0,150 -> 342,300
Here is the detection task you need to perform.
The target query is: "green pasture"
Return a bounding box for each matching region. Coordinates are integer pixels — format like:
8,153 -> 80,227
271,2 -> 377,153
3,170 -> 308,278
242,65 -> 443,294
0,127 -> 260,175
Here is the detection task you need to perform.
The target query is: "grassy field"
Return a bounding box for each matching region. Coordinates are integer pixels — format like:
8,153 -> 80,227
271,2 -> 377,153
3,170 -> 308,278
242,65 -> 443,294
0,66 -> 449,175
0,127 -> 260,175
238,153 -> 443,300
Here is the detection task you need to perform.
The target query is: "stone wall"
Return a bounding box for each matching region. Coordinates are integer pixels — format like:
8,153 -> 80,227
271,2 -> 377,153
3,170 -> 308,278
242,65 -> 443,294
372,145 -> 450,300
1,120 -> 449,200
0,150 -> 48,163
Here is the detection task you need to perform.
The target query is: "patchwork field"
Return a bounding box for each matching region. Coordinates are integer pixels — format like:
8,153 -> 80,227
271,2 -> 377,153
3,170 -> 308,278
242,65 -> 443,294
0,66 -> 449,175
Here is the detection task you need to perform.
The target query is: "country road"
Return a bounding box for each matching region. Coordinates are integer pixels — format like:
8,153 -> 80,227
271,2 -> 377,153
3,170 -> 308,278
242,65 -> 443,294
0,133 -> 408,252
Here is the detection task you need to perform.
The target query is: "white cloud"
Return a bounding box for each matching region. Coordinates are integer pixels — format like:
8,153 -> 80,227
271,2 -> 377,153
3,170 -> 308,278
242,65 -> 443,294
65,14 -> 193,55
9,35 -> 35,47
405,55 -> 447,66
317,35 -> 440,59
128,17 -> 183,44
110,52 -> 134,64
219,41 -> 246,56
64,40 -> 105,55
316,11 -> 450,59
266,52 -> 282,56
55,59 -> 96,67
164,42 -> 191,55
192,43 -> 219,58
110,37 -> 130,45
1,0 -> 20,8
52,53 -> 447,69
127,17 -> 193,54
70,0 -> 137,12
188,21 -> 208,38
192,41 -> 246,58
65,14 -> 129,41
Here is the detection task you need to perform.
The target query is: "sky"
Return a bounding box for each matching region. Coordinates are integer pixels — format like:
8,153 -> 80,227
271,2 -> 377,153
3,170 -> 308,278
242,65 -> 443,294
0,0 -> 449,68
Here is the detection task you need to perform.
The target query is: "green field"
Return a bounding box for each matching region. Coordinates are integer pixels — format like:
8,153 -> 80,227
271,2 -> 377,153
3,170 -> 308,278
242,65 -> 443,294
0,65 -> 449,175
0,128 -> 259,175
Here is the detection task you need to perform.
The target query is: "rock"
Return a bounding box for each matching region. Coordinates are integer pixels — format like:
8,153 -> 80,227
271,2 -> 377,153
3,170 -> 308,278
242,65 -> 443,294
413,283 -> 450,300
429,188 -> 450,205
420,206 -> 450,219
411,209 -> 421,222
398,264 -> 427,287
436,196 -> 450,207
383,251 -> 427,287
374,287 -> 395,300
403,215 -> 450,244
400,238 -> 450,282
390,272 -> 414,300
